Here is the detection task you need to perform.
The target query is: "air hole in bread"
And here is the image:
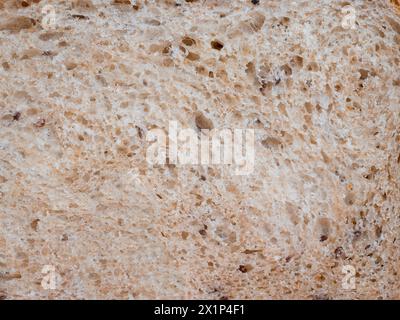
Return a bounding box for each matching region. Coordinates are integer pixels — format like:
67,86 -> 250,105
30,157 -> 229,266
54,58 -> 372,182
211,40 -> 224,50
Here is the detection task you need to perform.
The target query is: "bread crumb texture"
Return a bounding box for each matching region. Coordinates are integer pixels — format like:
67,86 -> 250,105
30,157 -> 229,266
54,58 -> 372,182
0,0 -> 399,299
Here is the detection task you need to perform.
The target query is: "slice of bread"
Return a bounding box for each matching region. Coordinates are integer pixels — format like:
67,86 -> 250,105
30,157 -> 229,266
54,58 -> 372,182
0,0 -> 399,299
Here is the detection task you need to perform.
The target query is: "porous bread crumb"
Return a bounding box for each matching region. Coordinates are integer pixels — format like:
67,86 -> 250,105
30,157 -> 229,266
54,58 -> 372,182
0,0 -> 399,300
